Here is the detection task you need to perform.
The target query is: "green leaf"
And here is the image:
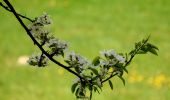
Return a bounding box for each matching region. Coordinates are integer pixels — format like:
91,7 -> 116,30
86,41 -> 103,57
94,86 -> 100,94
149,48 -> 158,55
89,68 -> 99,75
123,67 -> 128,74
71,83 -> 78,93
75,87 -> 80,98
142,35 -> 150,43
136,50 -> 147,54
135,42 -> 142,49
108,80 -> 113,90
129,50 -> 135,55
92,56 -> 100,66
147,43 -> 159,50
116,63 -> 128,74
118,76 -> 125,86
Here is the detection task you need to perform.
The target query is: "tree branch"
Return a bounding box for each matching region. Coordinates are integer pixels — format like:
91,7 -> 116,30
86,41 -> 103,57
101,73 -> 117,83
2,0 -> 83,79
0,2 -> 34,22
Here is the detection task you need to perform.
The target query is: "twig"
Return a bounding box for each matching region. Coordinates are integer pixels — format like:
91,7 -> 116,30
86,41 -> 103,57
101,73 -> 117,83
0,2 -> 34,22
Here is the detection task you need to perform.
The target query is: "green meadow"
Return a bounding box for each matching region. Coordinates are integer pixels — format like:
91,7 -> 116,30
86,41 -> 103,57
0,0 -> 170,100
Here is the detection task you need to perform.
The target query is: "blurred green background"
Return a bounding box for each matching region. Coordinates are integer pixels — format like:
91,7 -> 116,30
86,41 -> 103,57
0,0 -> 170,100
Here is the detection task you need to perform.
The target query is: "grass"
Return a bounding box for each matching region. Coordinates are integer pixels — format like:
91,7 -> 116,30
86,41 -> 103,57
0,0 -> 170,100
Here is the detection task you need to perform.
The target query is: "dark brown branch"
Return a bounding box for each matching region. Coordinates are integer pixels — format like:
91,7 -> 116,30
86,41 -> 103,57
2,0 -> 83,79
101,73 -> 117,83
0,2 -> 34,22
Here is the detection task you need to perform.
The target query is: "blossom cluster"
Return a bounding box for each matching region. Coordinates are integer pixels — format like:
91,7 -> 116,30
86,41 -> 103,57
100,50 -> 125,65
65,52 -> 89,73
28,13 -> 52,43
46,38 -> 68,56
27,13 -> 68,66
27,54 -> 48,67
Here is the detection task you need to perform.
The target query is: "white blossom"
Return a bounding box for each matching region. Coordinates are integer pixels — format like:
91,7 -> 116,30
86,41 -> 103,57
65,51 -> 89,69
46,38 -> 68,56
36,13 -> 52,25
100,50 -> 125,64
27,13 -> 52,43
27,54 -> 48,67
115,55 -> 125,63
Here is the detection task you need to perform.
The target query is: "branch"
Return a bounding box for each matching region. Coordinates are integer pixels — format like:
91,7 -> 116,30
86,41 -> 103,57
124,36 -> 149,67
2,0 -> 83,79
102,73 -> 117,83
0,2 -> 34,22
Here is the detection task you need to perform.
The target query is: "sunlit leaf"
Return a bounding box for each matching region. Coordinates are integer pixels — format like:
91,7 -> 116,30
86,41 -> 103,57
147,43 -> 159,50
89,67 -> 99,75
149,48 -> 158,55
92,56 -> 100,66
108,80 -> 113,90
118,76 -> 125,86
71,83 -> 78,93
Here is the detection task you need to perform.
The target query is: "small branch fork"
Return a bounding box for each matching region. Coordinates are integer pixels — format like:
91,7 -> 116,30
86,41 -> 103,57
0,2 -> 34,22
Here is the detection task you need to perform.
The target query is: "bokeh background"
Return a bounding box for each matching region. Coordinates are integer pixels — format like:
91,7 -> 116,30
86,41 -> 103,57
0,0 -> 170,100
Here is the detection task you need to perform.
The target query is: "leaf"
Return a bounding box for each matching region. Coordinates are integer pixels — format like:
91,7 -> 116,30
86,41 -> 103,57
108,80 -> 113,90
142,35 -> 150,43
75,87 -> 80,97
71,83 -> 78,93
92,56 -> 100,66
129,50 -> 135,55
94,86 -> 100,94
147,43 -> 159,50
135,42 -> 142,49
136,50 -> 147,54
89,68 -> 99,75
123,67 -> 128,74
125,53 -> 128,62
149,48 -> 158,55
116,63 -> 128,74
61,51 -> 64,57
118,76 -> 125,86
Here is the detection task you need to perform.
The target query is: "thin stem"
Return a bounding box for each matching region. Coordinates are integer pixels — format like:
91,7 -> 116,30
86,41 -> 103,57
90,90 -> 92,100
0,2 -> 34,22
101,73 -> 117,83
2,0 -> 83,79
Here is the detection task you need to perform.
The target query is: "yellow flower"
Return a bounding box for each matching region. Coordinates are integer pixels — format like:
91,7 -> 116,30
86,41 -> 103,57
148,74 -> 166,88
128,71 -> 144,83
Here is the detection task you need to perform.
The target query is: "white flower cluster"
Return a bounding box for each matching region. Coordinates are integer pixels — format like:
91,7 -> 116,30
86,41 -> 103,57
27,54 -> 48,67
28,13 -> 52,43
27,13 -> 68,57
65,52 -> 89,70
36,13 -> 52,25
100,50 -> 125,66
46,38 -> 68,56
